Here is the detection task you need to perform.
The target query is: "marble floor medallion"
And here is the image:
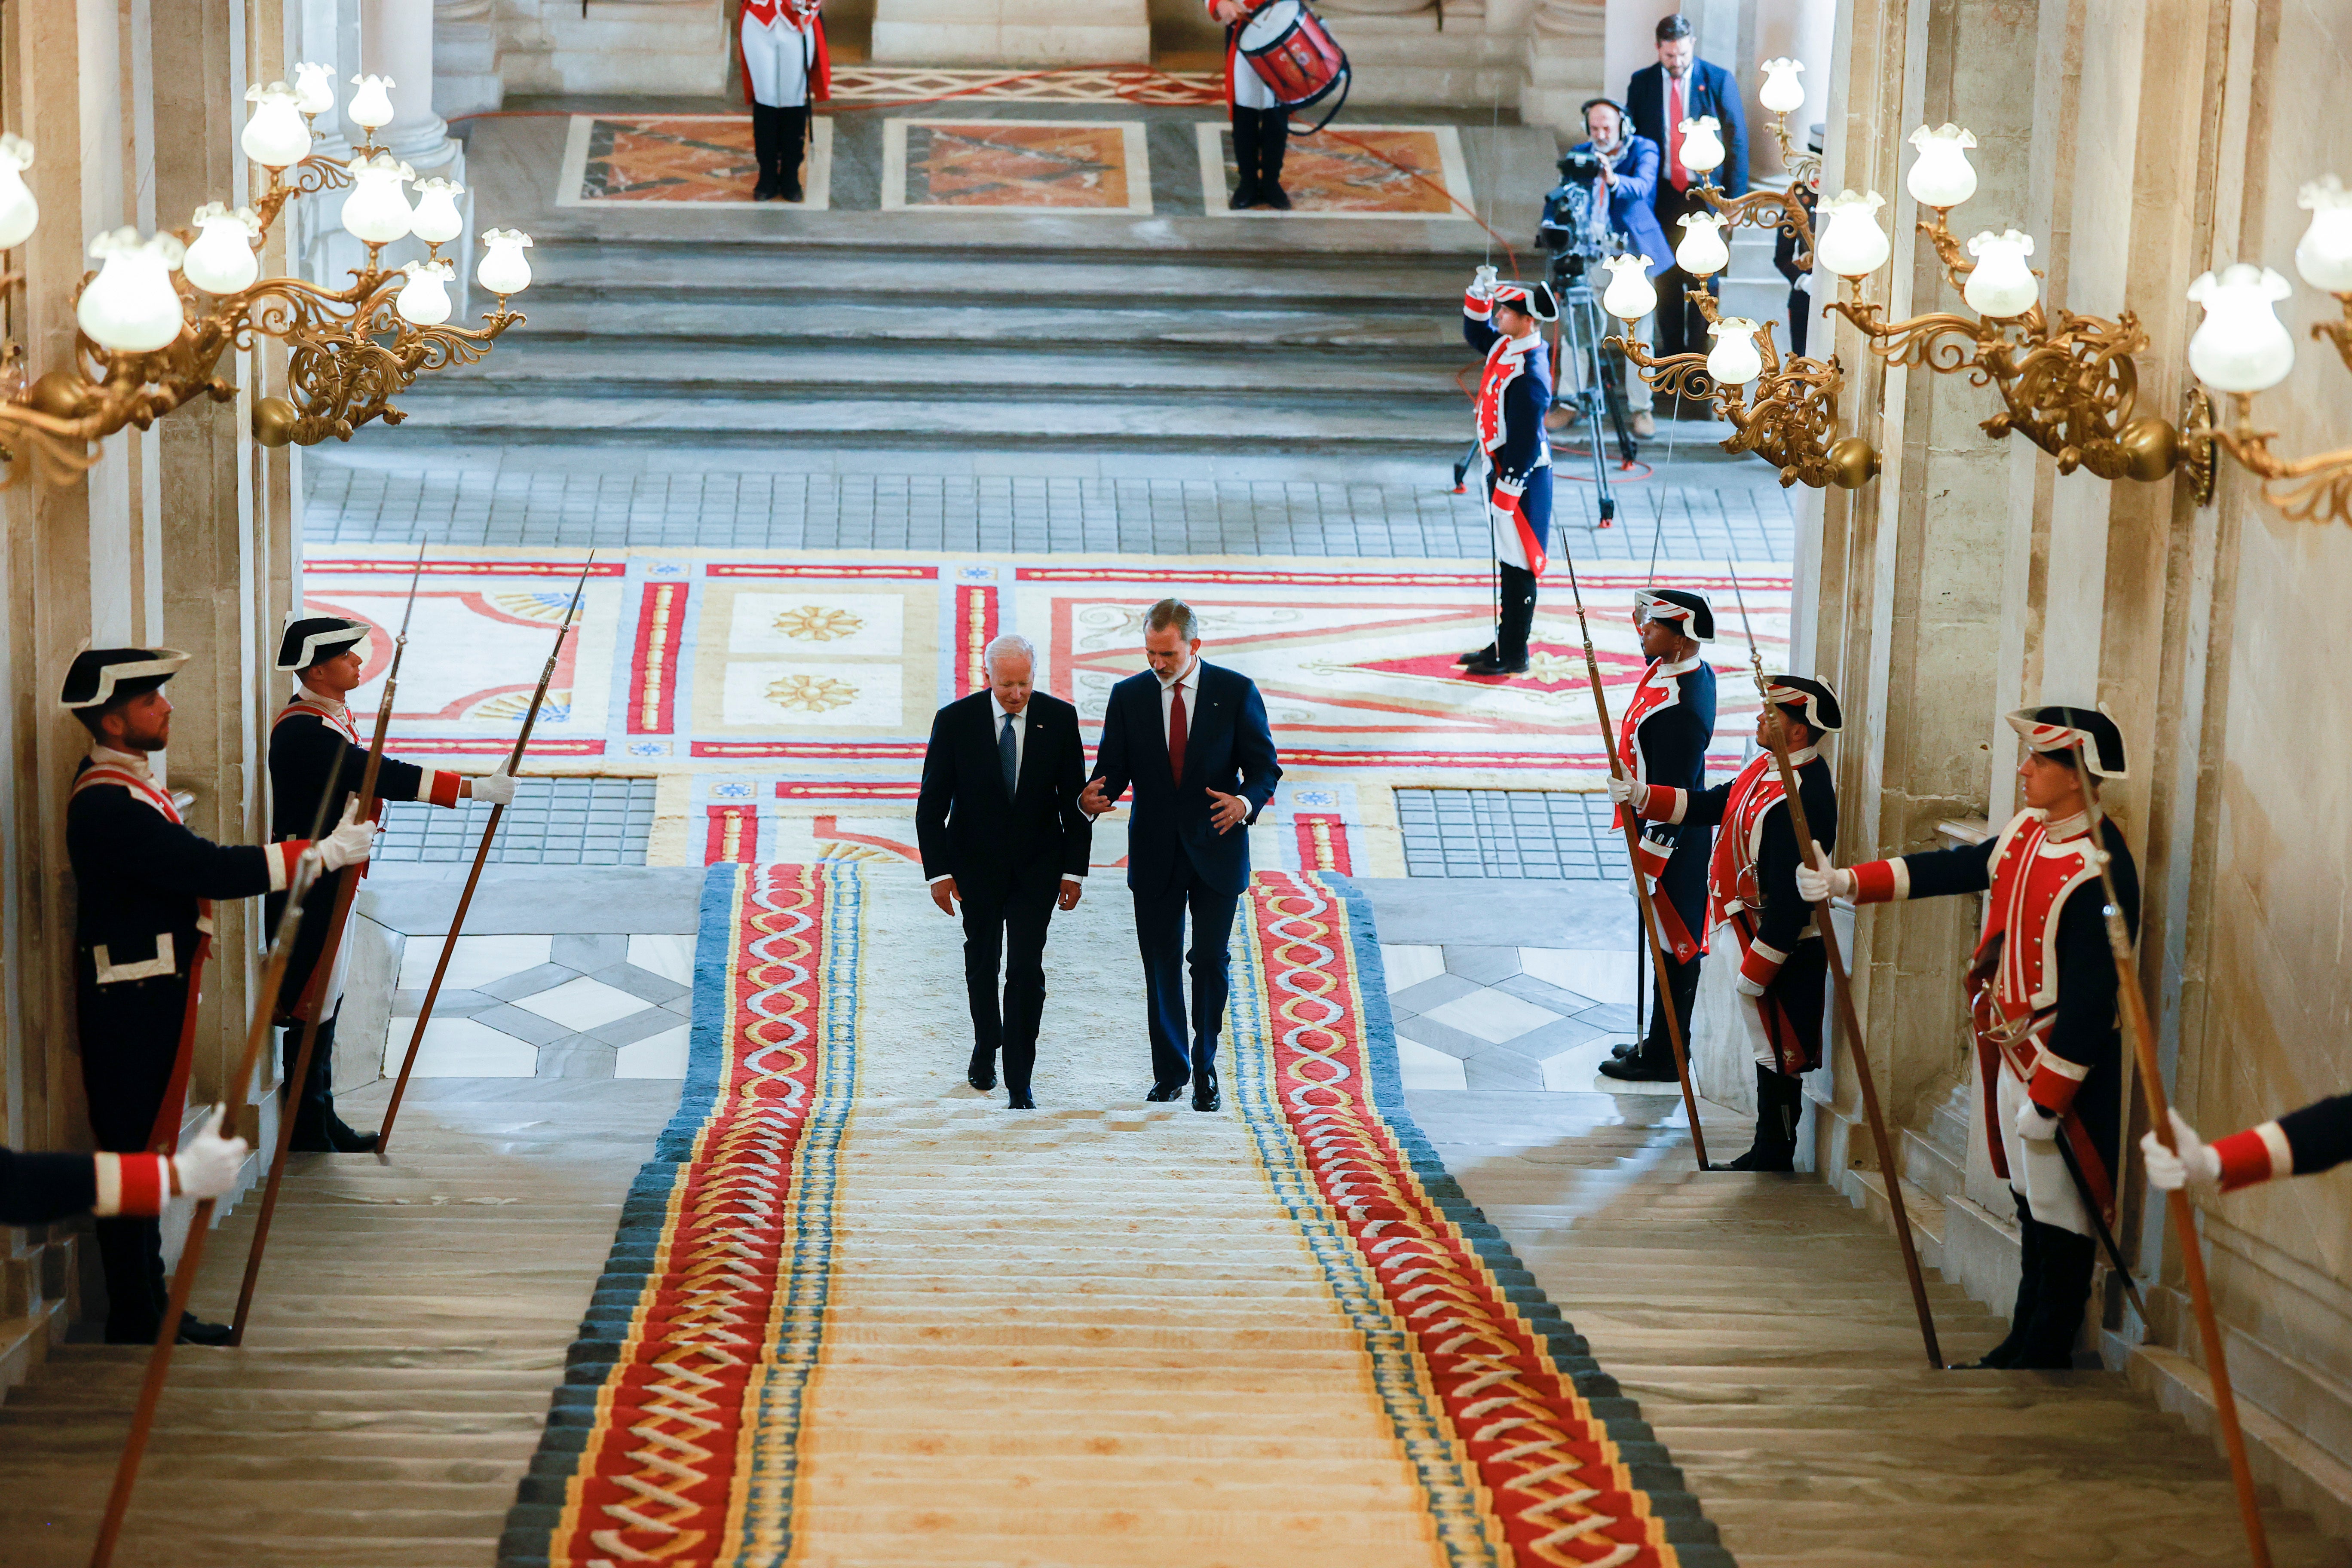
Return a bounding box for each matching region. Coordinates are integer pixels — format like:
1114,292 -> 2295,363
882,118 -> 1154,213
555,113 -> 835,209
1196,122 -> 1473,219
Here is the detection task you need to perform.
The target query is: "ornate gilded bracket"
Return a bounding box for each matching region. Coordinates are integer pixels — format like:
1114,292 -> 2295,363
2184,380 -> 2352,524
1693,109 -> 1819,272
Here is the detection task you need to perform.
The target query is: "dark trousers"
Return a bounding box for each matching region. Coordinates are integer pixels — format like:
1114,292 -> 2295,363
1785,286 -> 1809,360
1640,835 -> 1710,1060
1134,858 -> 1242,1088
1231,105 -> 1290,197
80,972 -> 187,1342
1497,563 -> 1538,664
1988,1193 -> 2099,1369
959,861 -> 1063,1096
279,1011 -> 344,1150
1651,181 -> 1722,360
1762,935 -> 1828,1075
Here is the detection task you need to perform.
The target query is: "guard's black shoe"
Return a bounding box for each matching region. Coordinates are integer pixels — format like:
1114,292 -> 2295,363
1262,183 -> 1292,210
1145,1082 -> 1187,1103
1192,1067 -> 1222,1113
1720,1143 -> 1796,1172
1609,1038 -> 1641,1060
328,1117 -> 380,1155
1228,181 -> 1262,211
1455,643 -> 1497,667
1007,1092 -> 1036,1110
1598,1050 -> 1678,1083
177,1312 -> 234,1347
968,1058 -> 998,1093
1461,652 -> 1529,677
779,174 -> 804,203
752,177 -> 779,202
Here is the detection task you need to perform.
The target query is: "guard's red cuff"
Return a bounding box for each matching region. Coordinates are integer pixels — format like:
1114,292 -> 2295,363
1739,940 -> 1788,990
1638,785 -> 1686,824
95,1152 -> 168,1217
1848,858 -> 1909,903
1632,835 -> 1670,880
2213,1124 -> 2288,1192
1465,291 -> 1493,319
2027,1051 -> 2089,1115
423,770 -> 462,809
267,841 -> 308,893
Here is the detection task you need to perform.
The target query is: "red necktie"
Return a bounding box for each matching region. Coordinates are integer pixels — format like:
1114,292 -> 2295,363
1668,76 -> 1688,192
1168,681 -> 1188,782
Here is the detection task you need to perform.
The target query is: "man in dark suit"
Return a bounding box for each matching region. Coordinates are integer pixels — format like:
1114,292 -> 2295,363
1078,599 -> 1281,1113
916,633 -> 1092,1110
1626,13 -> 1749,362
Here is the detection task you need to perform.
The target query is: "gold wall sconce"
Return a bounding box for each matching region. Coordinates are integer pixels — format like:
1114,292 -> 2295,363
2179,176 -> 2352,524
1813,122 -> 2189,486
0,69 -> 532,487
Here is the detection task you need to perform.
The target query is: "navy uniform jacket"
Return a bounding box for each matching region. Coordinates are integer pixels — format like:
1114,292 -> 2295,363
1625,59 -> 1749,197
1618,656 -> 1716,895
2211,1094 -> 2352,1190
1089,661 -> 1281,898
0,1146 -> 171,1225
915,690 -> 1092,892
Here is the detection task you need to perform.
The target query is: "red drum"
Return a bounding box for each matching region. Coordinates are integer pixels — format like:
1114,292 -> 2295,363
1237,0 -> 1351,123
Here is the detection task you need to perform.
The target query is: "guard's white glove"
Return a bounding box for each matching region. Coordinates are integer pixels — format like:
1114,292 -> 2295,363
1605,775 -> 1648,812
470,767 -> 518,808
2141,1110 -> 2220,1191
170,1106 -> 248,1200
1793,844 -> 1850,903
1794,273 -> 1813,295
2016,1099 -> 2062,1142
317,802 -> 378,872
1470,263 -> 1499,300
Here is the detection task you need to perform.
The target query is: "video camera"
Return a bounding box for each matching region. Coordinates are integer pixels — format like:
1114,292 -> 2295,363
1535,150 -> 1620,280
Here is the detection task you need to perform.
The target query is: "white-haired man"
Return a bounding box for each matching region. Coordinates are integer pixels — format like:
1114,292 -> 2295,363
916,634 -> 1093,1109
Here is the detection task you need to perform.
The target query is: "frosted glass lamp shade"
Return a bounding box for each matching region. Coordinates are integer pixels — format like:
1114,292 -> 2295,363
77,229 -> 188,353
240,82 -> 312,170
410,178 -> 466,247
1758,58 -> 1805,116
291,61 -> 337,118
1815,190 -> 1890,278
183,203 -> 261,295
1601,254 -> 1659,321
0,133 -> 39,251
2294,175 -> 2352,293
396,260 -> 456,326
347,74 -> 396,132
2186,264 -> 2297,392
1678,116 -> 1726,177
340,154 -> 415,245
477,228 -> 534,297
1675,211 -> 1731,278
1905,124 -> 1978,210
1962,229 -> 2038,318
1705,318 -> 1764,387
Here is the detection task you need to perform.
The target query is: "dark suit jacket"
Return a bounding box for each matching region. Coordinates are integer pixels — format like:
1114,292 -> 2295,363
1625,59 -> 1749,198
1089,661 -> 1280,898
916,691 -> 1091,892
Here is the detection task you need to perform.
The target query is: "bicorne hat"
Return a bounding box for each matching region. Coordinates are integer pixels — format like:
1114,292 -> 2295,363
59,647 -> 190,710
1763,672 -> 1841,733
276,612 -> 371,673
1634,586 -> 1715,642
2006,704 -> 2128,779
1490,278 -> 1561,323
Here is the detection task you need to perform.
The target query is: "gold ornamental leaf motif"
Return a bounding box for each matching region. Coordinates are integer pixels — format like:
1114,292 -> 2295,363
772,604 -> 865,642
766,674 -> 860,714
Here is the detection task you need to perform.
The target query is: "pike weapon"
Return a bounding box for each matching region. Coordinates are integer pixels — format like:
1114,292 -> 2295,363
2076,754 -> 2271,1567
2049,1121 -> 2150,1322
377,551 -> 594,1154
88,747 -> 348,1568
229,545 -> 428,1342
1559,542 -> 1709,1170
1727,576 -> 1942,1368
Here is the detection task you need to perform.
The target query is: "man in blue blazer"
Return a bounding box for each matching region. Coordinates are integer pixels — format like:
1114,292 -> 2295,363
1571,96 -> 1672,438
1626,13 -> 1749,362
1078,599 -> 1281,1112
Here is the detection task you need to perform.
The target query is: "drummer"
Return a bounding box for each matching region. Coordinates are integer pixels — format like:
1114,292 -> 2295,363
1210,0 -> 1292,211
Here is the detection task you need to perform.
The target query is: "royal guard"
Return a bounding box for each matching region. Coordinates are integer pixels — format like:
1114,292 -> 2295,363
0,1109 -> 245,1228
1798,704 -> 2138,1369
1599,588 -> 1717,1084
269,615 -> 514,1153
741,0 -> 828,202
1208,0 -> 1291,209
1609,674 -> 1838,1166
1455,266 -> 1557,677
62,647 -> 375,1344
2144,1094 -> 2352,1193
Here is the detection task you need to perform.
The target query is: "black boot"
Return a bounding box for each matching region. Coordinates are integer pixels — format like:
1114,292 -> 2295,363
1724,1064 -> 1801,1171
1260,108 -> 1292,209
281,1021 -> 335,1153
1228,113 -> 1261,210
1971,1192 -> 2043,1368
2014,1217 -> 2097,1369
1465,564 -> 1535,674
750,104 -> 782,200
776,105 -> 807,202
95,1216 -> 168,1344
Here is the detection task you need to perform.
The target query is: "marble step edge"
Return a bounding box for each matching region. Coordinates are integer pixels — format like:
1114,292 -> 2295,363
397,375 -> 1472,410
2132,1342 -> 2352,1547
353,423 -> 1481,453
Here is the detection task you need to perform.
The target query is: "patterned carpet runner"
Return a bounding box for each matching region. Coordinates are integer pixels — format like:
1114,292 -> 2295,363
499,864 -> 1725,1567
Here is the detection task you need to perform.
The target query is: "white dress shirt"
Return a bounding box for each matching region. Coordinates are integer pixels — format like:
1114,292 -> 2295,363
928,695 -> 1081,886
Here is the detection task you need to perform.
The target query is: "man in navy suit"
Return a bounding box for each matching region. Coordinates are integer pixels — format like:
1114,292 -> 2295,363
1571,96 -> 1672,439
1626,13 -> 1749,362
1078,599 -> 1281,1112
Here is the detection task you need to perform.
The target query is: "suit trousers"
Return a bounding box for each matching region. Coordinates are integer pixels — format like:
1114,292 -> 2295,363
959,859 -> 1063,1095
280,1011 -> 346,1150
1134,857 -> 1241,1087
1651,182 -> 1723,361
80,972 -> 190,1341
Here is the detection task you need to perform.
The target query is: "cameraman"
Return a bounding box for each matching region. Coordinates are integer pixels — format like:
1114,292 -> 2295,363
1569,98 -> 1670,438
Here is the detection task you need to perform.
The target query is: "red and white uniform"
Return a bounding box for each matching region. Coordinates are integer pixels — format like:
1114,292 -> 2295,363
2208,1095 -> 2352,1191
741,0 -> 830,108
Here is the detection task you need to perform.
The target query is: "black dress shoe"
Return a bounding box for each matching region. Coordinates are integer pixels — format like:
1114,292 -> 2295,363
1461,652 -> 1530,677
1192,1068 -> 1222,1113
1144,1082 -> 1186,1103
1598,1050 -> 1678,1083
751,177 -> 779,202
1007,1093 -> 1036,1110
779,175 -> 804,203
1455,643 -> 1497,667
328,1117 -> 380,1155
177,1312 -> 234,1347
1262,183 -> 1292,210
1609,1039 -> 1640,1060
1228,181 -> 1262,211
968,1061 -> 998,1092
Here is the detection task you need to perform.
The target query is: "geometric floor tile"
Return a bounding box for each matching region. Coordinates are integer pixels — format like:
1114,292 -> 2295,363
1519,947 -> 1638,1006
615,1024 -> 692,1079
1414,986 -> 1562,1045
1396,1034 -> 1470,1092
512,974 -> 662,1032
625,934 -> 695,986
397,933 -> 554,993
1379,942 -> 1447,994
384,931 -> 692,1081
389,1016 -> 541,1078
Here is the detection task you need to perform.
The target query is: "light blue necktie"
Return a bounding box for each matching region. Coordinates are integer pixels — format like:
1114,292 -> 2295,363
999,711 -> 1018,797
